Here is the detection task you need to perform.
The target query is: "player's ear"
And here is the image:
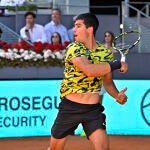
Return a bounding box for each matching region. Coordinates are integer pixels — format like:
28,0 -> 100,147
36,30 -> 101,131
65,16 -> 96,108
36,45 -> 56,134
87,26 -> 93,35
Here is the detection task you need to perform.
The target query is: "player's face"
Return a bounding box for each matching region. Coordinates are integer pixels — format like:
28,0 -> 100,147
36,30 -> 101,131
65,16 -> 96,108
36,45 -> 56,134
73,19 -> 89,43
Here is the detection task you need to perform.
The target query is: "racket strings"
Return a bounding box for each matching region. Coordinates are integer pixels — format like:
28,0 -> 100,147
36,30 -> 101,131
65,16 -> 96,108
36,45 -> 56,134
112,30 -> 141,61
114,31 -> 140,52
115,43 -> 131,50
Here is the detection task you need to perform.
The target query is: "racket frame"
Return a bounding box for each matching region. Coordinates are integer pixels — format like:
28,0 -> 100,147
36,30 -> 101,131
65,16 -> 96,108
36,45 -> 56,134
112,30 -> 141,62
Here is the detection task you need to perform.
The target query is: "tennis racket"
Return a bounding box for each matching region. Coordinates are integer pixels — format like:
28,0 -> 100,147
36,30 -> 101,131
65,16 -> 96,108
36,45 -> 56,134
112,30 -> 141,62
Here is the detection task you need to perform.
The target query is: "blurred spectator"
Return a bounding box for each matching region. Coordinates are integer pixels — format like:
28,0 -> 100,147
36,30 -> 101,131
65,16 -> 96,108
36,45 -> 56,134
44,8 -> 69,44
67,15 -> 77,42
103,31 -> 117,53
20,11 -> 47,43
51,32 -> 62,44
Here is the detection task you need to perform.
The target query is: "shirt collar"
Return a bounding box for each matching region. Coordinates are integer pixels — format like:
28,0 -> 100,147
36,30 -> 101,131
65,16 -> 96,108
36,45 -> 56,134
51,20 -> 60,26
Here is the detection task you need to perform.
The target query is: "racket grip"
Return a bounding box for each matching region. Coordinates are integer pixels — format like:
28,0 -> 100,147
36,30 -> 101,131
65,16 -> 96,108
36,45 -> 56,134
121,56 -> 126,62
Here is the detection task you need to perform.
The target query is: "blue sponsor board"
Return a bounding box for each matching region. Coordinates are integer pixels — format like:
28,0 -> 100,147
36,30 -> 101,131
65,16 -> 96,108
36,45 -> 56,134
0,80 -> 61,137
0,80 -> 149,137
103,80 -> 150,135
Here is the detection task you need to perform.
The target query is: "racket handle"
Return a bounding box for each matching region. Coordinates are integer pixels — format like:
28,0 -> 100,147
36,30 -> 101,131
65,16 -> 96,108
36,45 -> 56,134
121,56 -> 126,62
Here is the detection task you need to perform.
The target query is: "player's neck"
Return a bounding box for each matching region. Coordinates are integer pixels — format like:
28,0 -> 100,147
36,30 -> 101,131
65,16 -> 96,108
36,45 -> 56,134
84,37 -> 97,50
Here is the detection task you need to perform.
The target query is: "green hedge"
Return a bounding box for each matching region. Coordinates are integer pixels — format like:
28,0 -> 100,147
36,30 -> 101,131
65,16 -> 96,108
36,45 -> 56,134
7,4 -> 37,12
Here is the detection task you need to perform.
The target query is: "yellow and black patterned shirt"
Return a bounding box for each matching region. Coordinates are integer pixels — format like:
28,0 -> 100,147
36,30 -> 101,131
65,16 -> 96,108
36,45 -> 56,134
60,42 -> 114,98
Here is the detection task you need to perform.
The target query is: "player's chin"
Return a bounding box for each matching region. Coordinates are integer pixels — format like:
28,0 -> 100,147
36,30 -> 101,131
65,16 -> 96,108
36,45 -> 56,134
74,37 -> 82,42
74,37 -> 79,42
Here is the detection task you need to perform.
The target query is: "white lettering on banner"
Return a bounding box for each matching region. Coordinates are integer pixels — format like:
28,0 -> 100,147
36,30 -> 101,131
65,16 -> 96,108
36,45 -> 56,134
0,115 -> 46,128
0,96 -> 60,130
0,96 -> 59,111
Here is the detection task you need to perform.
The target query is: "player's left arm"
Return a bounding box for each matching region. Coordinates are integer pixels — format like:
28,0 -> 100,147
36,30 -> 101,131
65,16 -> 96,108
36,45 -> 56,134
103,73 -> 128,105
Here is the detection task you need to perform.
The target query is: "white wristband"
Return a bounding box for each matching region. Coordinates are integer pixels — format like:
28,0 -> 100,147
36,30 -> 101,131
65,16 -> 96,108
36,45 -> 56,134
121,56 -> 126,62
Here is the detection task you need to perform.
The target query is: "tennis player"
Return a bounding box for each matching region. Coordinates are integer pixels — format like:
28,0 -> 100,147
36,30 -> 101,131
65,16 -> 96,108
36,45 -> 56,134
50,13 -> 128,150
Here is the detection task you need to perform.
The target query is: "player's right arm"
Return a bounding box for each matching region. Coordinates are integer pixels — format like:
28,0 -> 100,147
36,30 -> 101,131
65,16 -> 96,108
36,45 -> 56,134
71,56 -> 126,77
67,42 -> 128,77
71,56 -> 111,77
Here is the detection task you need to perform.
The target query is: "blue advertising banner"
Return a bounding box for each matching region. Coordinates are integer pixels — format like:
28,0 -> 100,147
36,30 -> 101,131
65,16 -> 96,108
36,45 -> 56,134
0,80 -> 63,138
0,80 -> 149,138
103,80 -> 150,135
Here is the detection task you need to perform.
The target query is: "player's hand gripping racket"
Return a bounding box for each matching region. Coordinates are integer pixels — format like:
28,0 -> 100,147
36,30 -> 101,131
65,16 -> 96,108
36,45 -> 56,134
112,30 -> 141,62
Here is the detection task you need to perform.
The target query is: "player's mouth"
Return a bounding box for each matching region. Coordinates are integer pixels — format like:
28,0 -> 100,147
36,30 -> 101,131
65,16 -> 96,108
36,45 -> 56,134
74,35 -> 77,39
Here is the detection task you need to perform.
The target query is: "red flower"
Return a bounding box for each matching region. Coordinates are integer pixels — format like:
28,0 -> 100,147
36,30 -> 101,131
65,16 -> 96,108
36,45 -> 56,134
44,43 -> 62,52
2,43 -> 13,51
44,43 -> 53,50
20,40 -> 33,50
64,41 -> 71,47
52,44 -> 64,51
0,39 -> 69,53
13,43 -> 21,50
0,40 -> 7,48
33,42 -> 44,53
